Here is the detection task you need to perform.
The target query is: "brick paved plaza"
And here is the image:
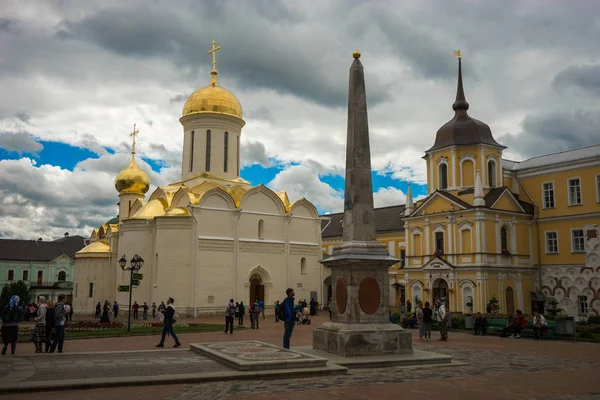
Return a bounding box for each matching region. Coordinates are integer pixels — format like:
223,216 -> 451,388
1,314 -> 599,400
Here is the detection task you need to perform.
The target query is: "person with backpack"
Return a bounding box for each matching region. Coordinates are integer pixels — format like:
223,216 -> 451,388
252,300 -> 261,329
282,288 -> 295,349
49,294 -> 67,353
225,299 -> 236,334
1,295 -> 23,355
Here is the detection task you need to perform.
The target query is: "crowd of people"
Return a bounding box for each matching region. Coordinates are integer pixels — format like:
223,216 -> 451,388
95,300 -> 167,323
1,294 -> 70,355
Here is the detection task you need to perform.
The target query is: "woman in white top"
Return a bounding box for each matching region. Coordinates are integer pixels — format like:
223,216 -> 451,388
533,312 -> 547,340
31,296 -> 47,353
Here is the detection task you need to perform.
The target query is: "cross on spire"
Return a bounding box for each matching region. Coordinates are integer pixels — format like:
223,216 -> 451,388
130,123 -> 139,155
207,40 -> 221,86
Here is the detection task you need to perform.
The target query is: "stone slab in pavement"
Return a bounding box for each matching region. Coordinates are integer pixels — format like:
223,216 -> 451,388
190,340 -> 328,371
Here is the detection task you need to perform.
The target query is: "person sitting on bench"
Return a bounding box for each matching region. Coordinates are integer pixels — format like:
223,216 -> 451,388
501,310 -> 527,338
473,312 -> 489,336
533,311 -> 548,340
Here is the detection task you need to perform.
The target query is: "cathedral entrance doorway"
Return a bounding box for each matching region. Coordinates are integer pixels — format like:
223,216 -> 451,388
249,276 -> 264,304
505,286 -> 515,314
432,279 -> 449,310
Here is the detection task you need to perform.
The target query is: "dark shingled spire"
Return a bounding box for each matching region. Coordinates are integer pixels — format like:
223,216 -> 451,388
426,55 -> 505,153
452,57 -> 469,112
342,51 -> 377,243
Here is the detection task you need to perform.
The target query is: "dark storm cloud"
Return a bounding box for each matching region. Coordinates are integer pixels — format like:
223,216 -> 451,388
553,64 -> 600,97
169,94 -> 187,103
0,131 -> 43,154
502,109 -> 600,158
56,2 -> 392,108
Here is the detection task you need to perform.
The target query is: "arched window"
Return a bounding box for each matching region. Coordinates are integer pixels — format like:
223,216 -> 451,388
488,160 -> 496,187
439,163 -> 448,190
301,257 -> 307,274
224,131 -> 229,173
205,130 -> 211,171
57,271 -> 66,281
258,219 -> 264,239
501,226 -> 509,252
189,130 -> 195,172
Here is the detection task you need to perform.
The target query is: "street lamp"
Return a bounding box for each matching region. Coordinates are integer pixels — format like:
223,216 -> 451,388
119,254 -> 144,332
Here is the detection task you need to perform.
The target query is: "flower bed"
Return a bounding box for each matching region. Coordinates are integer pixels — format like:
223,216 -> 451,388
18,321 -> 190,334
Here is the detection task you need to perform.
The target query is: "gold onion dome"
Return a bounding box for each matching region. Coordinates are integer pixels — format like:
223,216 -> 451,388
182,84 -> 242,118
182,40 -> 243,119
114,156 -> 150,195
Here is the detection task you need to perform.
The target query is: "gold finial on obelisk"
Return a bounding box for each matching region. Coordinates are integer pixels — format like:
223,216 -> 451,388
453,49 -> 461,59
130,123 -> 139,155
207,40 -> 222,86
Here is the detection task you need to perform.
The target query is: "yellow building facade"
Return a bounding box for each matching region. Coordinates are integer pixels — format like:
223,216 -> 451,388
322,57 -> 600,318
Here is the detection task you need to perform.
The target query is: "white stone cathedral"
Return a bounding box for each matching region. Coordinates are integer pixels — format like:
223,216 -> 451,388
74,42 -> 324,316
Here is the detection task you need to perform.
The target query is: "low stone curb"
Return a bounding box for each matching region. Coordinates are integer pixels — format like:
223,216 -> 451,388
0,363 -> 348,394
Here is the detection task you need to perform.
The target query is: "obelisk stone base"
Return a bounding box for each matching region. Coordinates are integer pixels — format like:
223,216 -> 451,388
313,322 -> 412,357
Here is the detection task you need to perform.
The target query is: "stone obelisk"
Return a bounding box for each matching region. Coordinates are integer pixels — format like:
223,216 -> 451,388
313,52 -> 412,357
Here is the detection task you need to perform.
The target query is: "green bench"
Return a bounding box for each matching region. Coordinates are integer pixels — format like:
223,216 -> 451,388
486,318 -> 556,339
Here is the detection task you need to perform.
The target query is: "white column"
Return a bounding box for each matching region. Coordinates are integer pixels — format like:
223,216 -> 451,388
498,150 -> 503,187
515,275 -> 524,311
480,146 -> 486,186
428,155 -> 434,193
424,218 -> 430,260
451,147 -> 457,188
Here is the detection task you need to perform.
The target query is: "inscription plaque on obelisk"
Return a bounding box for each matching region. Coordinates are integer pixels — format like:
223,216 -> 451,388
313,51 -> 412,357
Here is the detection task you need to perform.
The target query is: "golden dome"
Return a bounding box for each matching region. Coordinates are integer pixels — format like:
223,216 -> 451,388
182,83 -> 243,119
114,156 -> 150,195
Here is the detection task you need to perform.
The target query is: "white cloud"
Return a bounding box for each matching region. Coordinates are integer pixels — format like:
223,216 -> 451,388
0,153 -> 178,239
267,164 -> 343,213
373,187 -> 407,208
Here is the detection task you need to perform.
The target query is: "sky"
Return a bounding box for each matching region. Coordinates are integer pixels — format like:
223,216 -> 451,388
1,0 -> 599,240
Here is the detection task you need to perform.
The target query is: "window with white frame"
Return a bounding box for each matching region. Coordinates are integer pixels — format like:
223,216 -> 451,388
571,229 -> 585,253
545,231 -> 558,254
578,295 -> 588,316
439,163 -> 448,190
22,270 -> 29,281
568,178 -> 582,205
487,159 -> 497,187
542,182 -> 555,209
7,270 -> 14,281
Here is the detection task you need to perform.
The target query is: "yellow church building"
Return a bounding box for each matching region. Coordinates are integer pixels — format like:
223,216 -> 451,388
322,55 -> 600,319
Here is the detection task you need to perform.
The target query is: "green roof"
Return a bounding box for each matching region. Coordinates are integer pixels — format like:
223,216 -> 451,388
106,216 -> 119,225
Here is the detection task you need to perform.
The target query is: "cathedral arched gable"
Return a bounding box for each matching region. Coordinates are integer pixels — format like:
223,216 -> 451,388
148,187 -> 171,207
198,187 -> 236,210
289,198 -> 318,218
171,188 -> 194,209
130,199 -> 146,216
240,184 -> 286,215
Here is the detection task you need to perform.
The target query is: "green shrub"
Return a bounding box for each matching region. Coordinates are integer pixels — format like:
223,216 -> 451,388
392,312 -> 402,323
587,315 -> 600,325
451,314 -> 466,330
579,331 -> 594,339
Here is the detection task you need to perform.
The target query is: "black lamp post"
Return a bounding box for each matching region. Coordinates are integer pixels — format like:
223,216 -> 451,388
119,254 -> 144,332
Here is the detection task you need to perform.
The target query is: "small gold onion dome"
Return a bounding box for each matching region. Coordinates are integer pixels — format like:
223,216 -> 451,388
353,51 -> 361,59
114,157 -> 150,195
182,84 -> 243,119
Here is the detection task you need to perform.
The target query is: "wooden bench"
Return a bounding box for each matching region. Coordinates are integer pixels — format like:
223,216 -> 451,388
486,318 -> 556,339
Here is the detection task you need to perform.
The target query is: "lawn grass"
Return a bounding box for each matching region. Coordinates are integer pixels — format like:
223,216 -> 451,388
17,323 -> 245,342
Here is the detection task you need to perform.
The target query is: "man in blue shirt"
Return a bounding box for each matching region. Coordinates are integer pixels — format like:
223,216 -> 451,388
282,288 -> 295,349
258,300 -> 265,320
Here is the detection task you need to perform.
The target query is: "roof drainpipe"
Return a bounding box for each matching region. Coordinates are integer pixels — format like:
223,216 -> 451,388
515,176 -> 543,297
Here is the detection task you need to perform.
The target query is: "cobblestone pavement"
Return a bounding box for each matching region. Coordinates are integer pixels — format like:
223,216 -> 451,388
3,316 -> 600,400
0,349 -> 228,385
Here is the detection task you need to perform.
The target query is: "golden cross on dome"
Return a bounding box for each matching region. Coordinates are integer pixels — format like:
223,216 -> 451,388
130,123 -> 139,155
453,50 -> 461,59
207,40 -> 221,85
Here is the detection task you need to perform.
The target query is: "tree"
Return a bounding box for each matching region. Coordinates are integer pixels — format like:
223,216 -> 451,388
488,296 -> 500,314
546,297 -> 562,318
0,281 -> 32,317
